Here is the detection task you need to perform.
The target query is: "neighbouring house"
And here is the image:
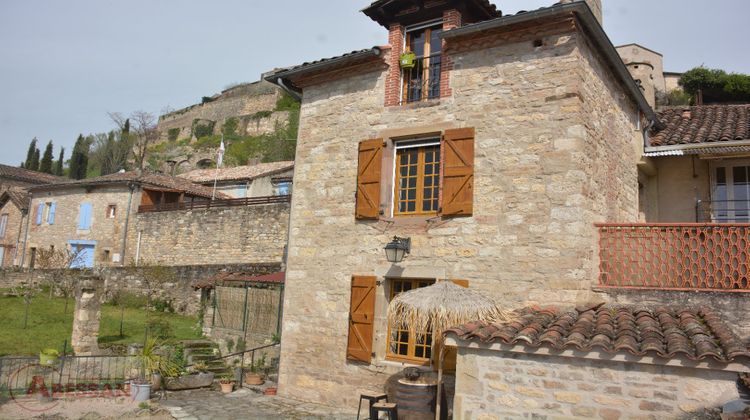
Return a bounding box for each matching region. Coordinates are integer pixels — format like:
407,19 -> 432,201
263,0 -> 669,408
0,163 -> 66,191
179,161 -> 294,198
24,171 -> 227,268
0,188 -> 30,267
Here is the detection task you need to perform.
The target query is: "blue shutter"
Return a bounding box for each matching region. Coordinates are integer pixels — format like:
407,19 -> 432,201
48,203 -> 56,225
78,203 -> 92,229
36,203 -> 44,225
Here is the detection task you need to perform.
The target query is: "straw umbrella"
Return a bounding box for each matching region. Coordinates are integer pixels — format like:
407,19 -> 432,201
387,280 -> 509,419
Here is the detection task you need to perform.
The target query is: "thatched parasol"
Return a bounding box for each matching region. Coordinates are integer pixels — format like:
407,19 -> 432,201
387,280 -> 510,419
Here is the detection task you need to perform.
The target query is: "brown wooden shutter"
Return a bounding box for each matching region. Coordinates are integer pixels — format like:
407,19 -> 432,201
347,275 -> 377,363
355,139 -> 383,220
441,128 -> 475,217
451,279 -> 469,288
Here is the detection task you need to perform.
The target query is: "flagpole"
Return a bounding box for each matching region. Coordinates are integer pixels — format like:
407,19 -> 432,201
211,134 -> 224,201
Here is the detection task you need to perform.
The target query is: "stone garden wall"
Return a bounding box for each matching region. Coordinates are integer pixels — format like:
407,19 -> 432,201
453,347 -> 742,419
0,262 -> 281,315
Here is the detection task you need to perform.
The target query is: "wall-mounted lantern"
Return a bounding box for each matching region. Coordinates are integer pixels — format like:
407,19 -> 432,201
384,236 -> 411,263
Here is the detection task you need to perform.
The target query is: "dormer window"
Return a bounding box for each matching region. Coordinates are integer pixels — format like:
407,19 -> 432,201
402,20 -> 443,104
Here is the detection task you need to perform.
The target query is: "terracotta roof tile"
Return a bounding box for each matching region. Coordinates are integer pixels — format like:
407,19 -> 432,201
28,171 -> 230,199
0,187 -> 30,210
179,161 -> 294,184
650,105 -> 750,146
0,164 -> 66,185
446,304 -> 750,363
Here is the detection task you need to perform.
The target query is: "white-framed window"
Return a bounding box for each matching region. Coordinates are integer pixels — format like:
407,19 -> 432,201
711,160 -> 750,223
0,213 -> 8,238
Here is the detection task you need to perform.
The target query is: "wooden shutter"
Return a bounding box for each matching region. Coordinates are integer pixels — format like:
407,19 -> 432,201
347,275 -> 377,363
441,128 -> 475,216
355,139 -> 383,220
48,203 -> 56,225
451,279 -> 469,288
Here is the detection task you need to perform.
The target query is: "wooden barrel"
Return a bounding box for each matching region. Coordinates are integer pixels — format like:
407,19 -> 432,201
396,379 -> 437,420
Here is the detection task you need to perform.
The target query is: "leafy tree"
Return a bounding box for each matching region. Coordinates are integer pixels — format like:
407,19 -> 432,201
54,147 -> 65,176
110,111 -> 157,171
89,130 -> 131,176
40,140 -> 54,174
23,138 -> 38,169
69,134 -> 89,180
30,148 -> 40,172
680,67 -> 750,103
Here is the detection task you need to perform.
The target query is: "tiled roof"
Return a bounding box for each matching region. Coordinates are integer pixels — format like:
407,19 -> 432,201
193,271 -> 285,289
179,161 -> 294,184
650,105 -> 750,147
446,303 -> 750,363
29,171 -> 230,199
264,48 -> 383,83
0,164 -> 66,185
0,187 -> 30,210
362,0 -> 501,27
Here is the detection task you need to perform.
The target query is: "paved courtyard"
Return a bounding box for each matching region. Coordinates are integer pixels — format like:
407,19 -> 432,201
158,388 -> 357,420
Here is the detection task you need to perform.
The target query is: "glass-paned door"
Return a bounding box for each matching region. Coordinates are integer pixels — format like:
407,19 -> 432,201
712,164 -> 750,222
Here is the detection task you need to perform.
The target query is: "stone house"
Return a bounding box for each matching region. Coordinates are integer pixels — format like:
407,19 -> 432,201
0,188 -> 30,267
23,171 -> 225,268
179,161 -> 294,198
261,0 -> 675,407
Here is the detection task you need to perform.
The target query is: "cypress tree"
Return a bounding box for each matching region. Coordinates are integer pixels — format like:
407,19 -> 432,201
123,118 -> 130,135
40,141 -> 54,174
54,147 -> 65,176
30,148 -> 40,171
24,138 -> 37,169
69,134 -> 89,180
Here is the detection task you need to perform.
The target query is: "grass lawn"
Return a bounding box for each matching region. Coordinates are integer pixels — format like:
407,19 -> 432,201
0,291 -> 200,356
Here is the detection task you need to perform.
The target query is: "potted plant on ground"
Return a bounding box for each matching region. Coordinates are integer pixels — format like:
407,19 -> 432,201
244,354 -> 266,386
39,348 -> 59,366
132,338 -> 180,401
219,374 -> 234,394
164,362 -> 215,391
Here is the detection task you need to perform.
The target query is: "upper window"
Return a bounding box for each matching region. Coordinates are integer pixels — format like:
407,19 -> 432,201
107,205 -> 117,219
355,128 -> 475,221
387,278 -> 435,364
394,139 -> 440,215
0,214 -> 7,238
274,180 -> 292,196
402,21 -> 442,104
712,162 -> 750,223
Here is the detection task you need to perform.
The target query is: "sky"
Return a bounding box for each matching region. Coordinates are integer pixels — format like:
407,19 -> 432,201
1,0 -> 749,166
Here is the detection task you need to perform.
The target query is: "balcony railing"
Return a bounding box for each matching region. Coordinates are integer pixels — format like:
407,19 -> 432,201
401,54 -> 442,104
138,195 -> 291,213
596,223 -> 750,292
696,200 -> 750,223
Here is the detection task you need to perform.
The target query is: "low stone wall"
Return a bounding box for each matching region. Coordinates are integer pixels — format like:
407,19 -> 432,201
0,269 -> 29,289
598,288 -> 750,340
0,263 -> 281,315
453,347 -> 742,419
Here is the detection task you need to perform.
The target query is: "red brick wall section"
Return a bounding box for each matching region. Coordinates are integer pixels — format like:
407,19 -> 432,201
384,23 -> 405,107
440,9 -> 462,98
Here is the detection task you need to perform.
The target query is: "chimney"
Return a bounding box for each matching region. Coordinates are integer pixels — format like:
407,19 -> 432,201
559,0 -> 603,26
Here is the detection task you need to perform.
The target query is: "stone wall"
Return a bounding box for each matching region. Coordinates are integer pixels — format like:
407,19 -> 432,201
279,23 -> 641,407
157,81 -> 282,141
452,346 -> 742,419
133,202 -> 289,266
1,262 -> 281,315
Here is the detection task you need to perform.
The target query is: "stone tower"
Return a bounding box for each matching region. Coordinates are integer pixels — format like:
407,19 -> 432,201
559,0 -> 603,25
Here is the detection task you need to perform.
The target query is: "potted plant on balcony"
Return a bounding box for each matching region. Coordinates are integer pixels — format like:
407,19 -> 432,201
219,374 -> 234,394
400,50 -> 416,69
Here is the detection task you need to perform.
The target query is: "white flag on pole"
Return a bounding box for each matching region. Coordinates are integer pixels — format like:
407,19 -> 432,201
217,139 -> 225,168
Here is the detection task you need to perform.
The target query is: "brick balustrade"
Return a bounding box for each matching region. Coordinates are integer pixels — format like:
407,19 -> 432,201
596,223 -> 750,292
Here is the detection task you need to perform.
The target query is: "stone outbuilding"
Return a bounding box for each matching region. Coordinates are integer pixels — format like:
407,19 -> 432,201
179,161 -> 294,198
445,303 -> 750,418
0,188 -> 30,267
